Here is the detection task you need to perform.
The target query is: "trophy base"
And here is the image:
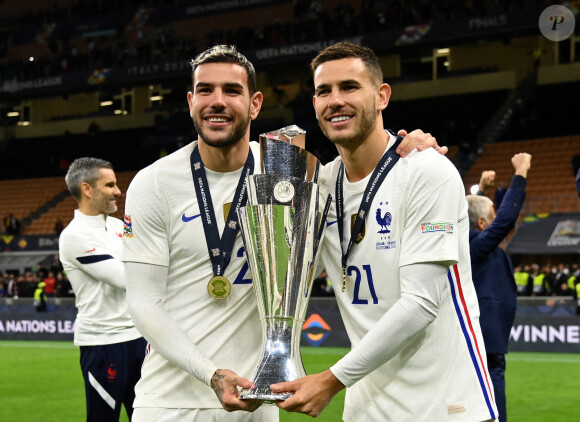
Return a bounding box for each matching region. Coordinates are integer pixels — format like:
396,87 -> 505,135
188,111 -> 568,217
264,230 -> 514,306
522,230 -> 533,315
240,388 -> 291,402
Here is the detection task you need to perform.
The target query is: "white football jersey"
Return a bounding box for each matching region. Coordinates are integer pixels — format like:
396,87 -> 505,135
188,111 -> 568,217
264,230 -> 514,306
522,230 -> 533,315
122,141 -> 273,412
59,210 -> 142,346
318,134 -> 497,421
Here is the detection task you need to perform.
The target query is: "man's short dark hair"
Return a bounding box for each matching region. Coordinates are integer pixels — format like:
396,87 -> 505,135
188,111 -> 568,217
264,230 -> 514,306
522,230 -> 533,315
311,41 -> 383,87
190,45 -> 257,95
65,157 -> 113,201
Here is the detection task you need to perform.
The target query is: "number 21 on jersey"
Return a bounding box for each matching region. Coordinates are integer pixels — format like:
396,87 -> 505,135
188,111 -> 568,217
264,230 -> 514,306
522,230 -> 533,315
347,264 -> 378,305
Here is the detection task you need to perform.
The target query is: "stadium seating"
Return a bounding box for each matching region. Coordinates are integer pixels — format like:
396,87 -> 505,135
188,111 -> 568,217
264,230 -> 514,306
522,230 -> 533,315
463,136 -> 580,215
0,177 -> 66,224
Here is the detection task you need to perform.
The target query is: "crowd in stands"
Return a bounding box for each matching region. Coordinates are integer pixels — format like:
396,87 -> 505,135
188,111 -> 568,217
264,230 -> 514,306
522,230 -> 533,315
0,255 -> 74,299
514,262 -> 580,298
0,0 -> 548,84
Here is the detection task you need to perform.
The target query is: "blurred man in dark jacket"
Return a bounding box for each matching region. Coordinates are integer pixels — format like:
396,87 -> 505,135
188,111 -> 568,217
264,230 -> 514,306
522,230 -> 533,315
466,152 -> 531,422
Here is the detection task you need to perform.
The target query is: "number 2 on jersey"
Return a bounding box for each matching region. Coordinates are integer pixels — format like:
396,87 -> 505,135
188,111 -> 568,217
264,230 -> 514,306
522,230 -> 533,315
233,247 -> 252,284
348,264 -> 378,304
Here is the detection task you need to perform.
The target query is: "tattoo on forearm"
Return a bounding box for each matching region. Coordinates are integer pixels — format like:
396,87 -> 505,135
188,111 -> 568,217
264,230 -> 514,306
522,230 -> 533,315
211,369 -> 226,399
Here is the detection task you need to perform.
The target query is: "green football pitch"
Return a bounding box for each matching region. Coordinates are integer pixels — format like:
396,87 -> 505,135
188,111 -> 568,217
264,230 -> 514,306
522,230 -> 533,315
0,341 -> 578,421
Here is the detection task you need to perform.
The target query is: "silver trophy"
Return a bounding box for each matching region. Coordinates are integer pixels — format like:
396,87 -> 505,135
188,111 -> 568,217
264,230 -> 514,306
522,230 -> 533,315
237,125 -> 330,401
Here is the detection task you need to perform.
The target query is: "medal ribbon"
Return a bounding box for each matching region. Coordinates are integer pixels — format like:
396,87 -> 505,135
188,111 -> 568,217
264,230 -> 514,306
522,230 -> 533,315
336,133 -> 403,291
190,145 -> 254,277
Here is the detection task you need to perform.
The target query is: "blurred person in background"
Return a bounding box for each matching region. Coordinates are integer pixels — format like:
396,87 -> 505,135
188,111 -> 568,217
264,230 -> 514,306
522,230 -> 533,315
43,271 -> 57,297
6,273 -> 18,298
55,271 -> 74,297
536,265 -> 552,295
59,157 -> 147,422
33,281 -> 47,312
548,263 -> 571,296
20,272 -> 38,297
513,265 -> 530,296
466,152 -> 531,422
3,213 -> 20,235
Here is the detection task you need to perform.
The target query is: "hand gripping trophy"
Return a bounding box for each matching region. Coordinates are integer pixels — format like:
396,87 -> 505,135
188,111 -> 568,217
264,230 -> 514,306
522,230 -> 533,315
237,125 -> 331,401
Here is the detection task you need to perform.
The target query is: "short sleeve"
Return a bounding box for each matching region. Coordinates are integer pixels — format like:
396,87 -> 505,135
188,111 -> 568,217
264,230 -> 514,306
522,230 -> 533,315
122,167 -> 170,267
399,152 -> 463,267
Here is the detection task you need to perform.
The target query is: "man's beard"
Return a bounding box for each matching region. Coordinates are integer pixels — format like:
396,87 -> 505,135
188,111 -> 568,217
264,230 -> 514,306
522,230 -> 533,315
102,198 -> 117,214
322,99 -> 377,147
96,195 -> 117,215
193,110 -> 250,148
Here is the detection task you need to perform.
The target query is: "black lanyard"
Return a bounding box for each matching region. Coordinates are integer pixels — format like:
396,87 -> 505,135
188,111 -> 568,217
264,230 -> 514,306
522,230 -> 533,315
336,134 -> 403,291
190,145 -> 254,277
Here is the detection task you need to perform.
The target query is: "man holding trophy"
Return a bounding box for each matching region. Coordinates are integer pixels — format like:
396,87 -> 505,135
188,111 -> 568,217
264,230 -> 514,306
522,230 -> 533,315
272,42 -> 498,422
123,44 -> 442,421
123,45 -> 277,421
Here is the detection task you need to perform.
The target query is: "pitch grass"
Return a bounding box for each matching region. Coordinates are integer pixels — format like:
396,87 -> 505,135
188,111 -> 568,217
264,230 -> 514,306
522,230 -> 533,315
0,342 -> 579,421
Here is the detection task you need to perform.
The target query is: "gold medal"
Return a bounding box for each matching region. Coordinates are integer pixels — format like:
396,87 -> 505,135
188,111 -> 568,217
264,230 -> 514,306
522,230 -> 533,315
207,275 -> 232,300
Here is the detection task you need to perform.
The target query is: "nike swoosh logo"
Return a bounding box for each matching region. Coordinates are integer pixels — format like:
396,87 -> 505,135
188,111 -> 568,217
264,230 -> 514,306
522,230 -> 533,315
326,221 -> 337,227
182,213 -> 201,222
84,248 -> 96,253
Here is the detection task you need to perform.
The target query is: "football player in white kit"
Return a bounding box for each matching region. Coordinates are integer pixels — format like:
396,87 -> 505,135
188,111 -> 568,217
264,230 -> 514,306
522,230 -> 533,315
272,42 -> 498,422
59,157 -> 147,421
122,45 -> 276,422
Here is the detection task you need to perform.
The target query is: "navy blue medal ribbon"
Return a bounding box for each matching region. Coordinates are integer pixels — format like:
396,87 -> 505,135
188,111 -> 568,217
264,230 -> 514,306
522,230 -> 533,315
336,133 -> 403,291
190,145 -> 254,278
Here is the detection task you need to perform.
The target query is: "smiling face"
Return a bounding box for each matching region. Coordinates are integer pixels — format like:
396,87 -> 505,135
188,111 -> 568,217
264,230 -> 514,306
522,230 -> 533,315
87,168 -> 121,215
313,57 -> 390,148
187,62 -> 261,149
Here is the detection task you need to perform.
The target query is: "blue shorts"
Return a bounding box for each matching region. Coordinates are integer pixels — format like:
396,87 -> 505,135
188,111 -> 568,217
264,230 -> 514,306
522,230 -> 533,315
80,337 -> 147,422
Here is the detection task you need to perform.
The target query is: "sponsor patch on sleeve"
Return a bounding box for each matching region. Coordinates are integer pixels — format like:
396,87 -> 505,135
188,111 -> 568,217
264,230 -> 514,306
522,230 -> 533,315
420,221 -> 454,234
123,215 -> 133,238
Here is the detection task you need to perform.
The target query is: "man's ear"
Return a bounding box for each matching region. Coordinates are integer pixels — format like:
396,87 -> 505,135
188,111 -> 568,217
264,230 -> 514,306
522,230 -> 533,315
250,91 -> 263,120
477,216 -> 487,231
80,182 -> 93,200
377,83 -> 391,112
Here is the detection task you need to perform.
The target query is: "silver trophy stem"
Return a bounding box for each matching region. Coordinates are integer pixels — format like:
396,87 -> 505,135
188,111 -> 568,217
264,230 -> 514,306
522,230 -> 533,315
239,317 -> 304,401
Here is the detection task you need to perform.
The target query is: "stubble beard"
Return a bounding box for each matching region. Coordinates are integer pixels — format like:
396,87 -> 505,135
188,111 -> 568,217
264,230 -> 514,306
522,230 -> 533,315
322,99 -> 377,148
193,108 -> 251,148
102,195 -> 118,214
95,194 -> 117,215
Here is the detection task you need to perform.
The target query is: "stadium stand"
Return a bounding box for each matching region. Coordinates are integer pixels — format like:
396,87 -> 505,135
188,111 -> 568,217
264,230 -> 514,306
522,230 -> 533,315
0,177 -> 67,224
0,0 -> 578,285
464,136 -> 580,215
